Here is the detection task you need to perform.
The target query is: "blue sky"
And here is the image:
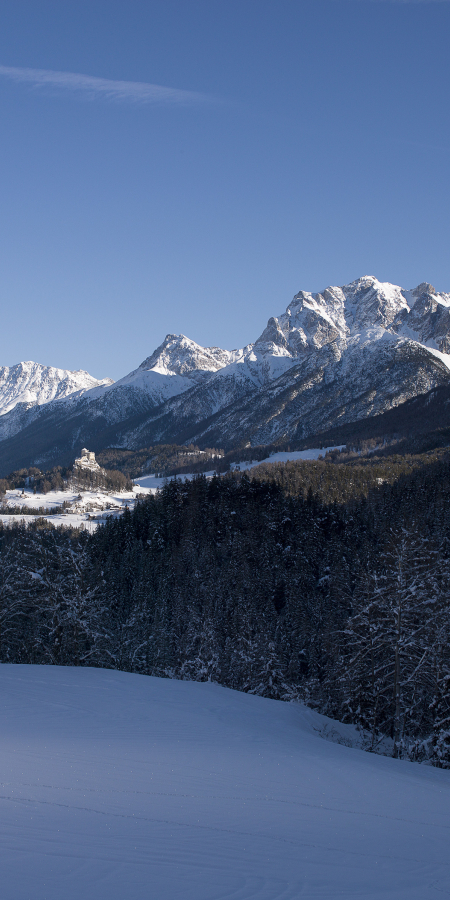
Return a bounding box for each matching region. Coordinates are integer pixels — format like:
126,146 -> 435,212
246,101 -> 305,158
0,0 -> 449,380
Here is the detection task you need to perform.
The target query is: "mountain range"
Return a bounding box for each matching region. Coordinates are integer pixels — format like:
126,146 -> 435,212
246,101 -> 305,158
1,275 -> 450,474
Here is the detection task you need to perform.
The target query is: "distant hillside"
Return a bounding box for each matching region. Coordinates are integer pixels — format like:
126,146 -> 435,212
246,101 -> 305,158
297,383 -> 450,454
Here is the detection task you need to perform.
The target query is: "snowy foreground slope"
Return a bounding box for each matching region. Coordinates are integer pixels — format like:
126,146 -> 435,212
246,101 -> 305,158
1,666 -> 449,900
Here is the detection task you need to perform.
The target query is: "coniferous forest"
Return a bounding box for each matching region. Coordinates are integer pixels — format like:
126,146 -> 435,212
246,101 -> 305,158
1,456 -> 450,768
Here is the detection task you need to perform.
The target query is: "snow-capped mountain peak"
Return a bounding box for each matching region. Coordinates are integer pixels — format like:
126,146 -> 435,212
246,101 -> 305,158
102,334 -> 238,412
0,361 -> 112,418
252,276 -> 450,363
139,334 -> 233,377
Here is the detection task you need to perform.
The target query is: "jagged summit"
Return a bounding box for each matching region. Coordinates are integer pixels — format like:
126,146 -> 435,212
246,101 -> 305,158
139,333 -> 233,377
413,282 -> 436,296
1,275 -> 450,472
0,360 -> 112,418
253,276 -> 450,360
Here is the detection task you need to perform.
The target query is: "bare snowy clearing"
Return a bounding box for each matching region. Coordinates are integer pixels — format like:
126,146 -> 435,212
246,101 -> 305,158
229,447 -> 346,471
0,484 -> 151,530
0,665 -> 449,900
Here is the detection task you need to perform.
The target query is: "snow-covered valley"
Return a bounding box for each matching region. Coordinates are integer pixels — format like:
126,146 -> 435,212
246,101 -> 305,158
1,664 -> 449,900
0,446 -> 343,530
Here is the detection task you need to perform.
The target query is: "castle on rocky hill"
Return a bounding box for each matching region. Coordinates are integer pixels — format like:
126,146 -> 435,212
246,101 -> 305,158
74,448 -> 102,472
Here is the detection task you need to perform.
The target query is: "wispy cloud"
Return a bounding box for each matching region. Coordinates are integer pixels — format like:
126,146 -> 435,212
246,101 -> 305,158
0,64 -> 211,106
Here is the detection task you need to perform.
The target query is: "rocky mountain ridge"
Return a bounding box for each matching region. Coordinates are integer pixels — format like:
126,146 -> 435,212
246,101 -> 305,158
0,362 -> 113,443
1,276 -> 450,473
0,360 -> 112,416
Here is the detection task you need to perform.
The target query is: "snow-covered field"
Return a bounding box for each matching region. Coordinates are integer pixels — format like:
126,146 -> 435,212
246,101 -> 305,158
1,665 -> 449,900
0,484 -> 151,531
